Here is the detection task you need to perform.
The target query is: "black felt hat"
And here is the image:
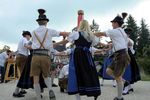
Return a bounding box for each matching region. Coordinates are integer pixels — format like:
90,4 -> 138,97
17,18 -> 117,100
36,9 -> 49,22
111,12 -> 128,25
22,31 -> 31,37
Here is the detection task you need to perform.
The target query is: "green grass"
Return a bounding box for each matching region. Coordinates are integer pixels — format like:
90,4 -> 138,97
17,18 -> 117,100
141,74 -> 150,81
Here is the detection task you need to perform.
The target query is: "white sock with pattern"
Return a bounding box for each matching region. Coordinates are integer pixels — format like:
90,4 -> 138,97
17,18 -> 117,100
44,77 -> 52,91
75,94 -> 81,100
14,87 -> 20,94
117,81 -> 123,99
34,84 -> 41,100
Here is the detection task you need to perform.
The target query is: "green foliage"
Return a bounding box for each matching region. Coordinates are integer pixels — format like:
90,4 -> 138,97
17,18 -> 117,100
137,57 -> 150,75
126,15 -> 139,50
137,19 -> 150,55
142,45 -> 150,57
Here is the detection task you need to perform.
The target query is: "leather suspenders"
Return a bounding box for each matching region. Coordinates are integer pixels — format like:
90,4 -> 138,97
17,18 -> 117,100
34,29 -> 48,49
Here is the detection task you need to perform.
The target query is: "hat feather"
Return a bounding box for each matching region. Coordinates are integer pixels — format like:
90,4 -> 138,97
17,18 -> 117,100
122,12 -> 128,19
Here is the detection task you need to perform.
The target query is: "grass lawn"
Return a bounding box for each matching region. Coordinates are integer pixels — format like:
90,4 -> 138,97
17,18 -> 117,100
141,74 -> 150,81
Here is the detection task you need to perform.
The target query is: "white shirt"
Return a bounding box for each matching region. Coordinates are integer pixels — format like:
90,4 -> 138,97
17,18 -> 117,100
128,38 -> 135,54
58,64 -> 69,78
67,31 -> 99,46
17,37 -> 29,56
31,25 -> 60,51
0,51 -> 8,67
105,28 -> 128,52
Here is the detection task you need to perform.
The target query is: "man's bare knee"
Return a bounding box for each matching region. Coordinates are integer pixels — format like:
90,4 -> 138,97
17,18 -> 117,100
106,68 -> 113,76
115,76 -> 122,82
34,76 -> 39,84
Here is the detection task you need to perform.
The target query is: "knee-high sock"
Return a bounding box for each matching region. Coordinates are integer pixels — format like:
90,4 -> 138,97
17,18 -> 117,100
117,81 -> 123,99
14,87 -> 20,94
34,84 -> 41,100
44,77 -> 52,91
75,94 -> 81,100
128,84 -> 132,90
51,77 -> 54,84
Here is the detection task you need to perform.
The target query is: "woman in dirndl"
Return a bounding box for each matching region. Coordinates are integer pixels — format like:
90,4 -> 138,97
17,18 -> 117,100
122,28 -> 141,95
61,20 -> 101,100
17,50 -> 46,90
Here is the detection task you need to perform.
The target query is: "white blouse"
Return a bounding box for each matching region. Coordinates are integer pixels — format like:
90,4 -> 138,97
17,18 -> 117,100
67,31 -> 99,46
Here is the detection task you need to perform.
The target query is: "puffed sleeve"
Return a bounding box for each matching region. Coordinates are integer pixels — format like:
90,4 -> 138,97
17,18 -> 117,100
67,31 -> 79,42
92,36 -> 100,46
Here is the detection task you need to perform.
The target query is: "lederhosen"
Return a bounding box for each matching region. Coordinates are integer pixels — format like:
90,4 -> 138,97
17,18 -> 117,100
108,29 -> 130,77
17,49 -> 47,89
30,29 -> 51,77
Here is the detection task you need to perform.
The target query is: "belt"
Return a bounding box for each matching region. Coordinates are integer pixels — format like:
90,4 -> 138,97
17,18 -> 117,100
17,54 -> 27,57
115,49 -> 126,54
33,49 -> 50,56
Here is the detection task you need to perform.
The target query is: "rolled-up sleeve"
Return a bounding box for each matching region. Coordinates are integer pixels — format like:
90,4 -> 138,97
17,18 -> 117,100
50,29 -> 60,37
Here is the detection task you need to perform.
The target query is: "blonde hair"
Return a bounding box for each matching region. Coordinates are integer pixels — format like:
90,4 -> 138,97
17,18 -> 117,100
78,20 -> 94,42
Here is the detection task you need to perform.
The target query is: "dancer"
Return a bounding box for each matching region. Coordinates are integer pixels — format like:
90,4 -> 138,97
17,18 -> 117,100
13,31 -> 31,97
122,28 -> 141,95
59,20 -> 101,100
95,13 -> 130,100
30,9 -> 68,100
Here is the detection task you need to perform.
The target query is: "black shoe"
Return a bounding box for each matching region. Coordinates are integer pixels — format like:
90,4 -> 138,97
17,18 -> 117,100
60,88 -> 64,92
129,88 -> 134,92
13,93 -> 25,97
114,97 -> 124,100
41,88 -> 44,93
52,84 -> 58,87
94,96 -> 98,100
20,90 -> 27,94
123,81 -> 129,89
49,90 -> 56,100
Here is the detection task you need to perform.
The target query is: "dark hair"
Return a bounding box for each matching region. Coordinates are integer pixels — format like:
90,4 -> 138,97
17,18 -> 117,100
124,28 -> 133,35
6,50 -> 11,53
22,31 -> 31,37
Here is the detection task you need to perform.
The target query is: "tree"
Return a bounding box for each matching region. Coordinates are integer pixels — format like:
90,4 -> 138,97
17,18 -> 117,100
137,19 -> 150,55
125,15 -> 139,50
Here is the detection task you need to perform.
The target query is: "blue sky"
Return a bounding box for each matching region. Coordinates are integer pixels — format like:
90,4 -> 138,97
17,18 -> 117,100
0,0 -> 150,51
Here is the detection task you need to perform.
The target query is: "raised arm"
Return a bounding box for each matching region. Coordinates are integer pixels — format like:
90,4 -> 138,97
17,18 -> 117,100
53,39 -> 69,48
94,32 -> 107,37
60,32 -> 70,37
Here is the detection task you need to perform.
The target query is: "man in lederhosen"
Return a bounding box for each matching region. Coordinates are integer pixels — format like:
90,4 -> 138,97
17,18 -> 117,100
30,9 -> 69,100
95,13 -> 130,100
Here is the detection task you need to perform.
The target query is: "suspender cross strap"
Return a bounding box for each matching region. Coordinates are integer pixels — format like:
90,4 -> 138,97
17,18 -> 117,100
34,29 -> 48,49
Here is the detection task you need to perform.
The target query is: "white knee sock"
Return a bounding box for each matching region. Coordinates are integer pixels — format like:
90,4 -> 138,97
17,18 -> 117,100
75,94 -> 81,100
44,77 -> 52,91
117,81 -> 123,99
128,84 -> 132,90
51,77 -> 54,84
14,87 -> 20,94
34,84 -> 41,100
